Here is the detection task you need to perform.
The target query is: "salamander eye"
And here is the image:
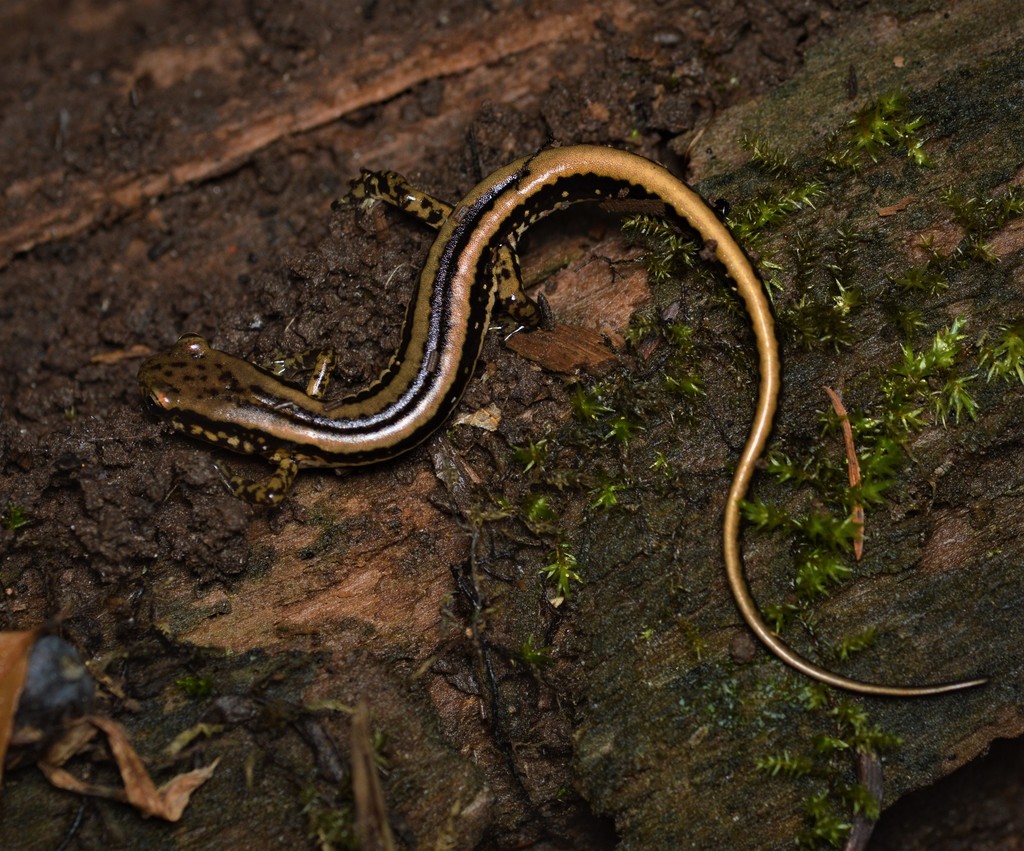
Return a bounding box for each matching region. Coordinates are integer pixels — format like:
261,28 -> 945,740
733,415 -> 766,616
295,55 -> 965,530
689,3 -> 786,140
176,334 -> 208,358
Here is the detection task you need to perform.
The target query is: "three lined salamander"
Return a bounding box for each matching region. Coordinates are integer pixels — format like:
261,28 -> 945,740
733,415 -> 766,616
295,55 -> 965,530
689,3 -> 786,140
138,144 -> 985,697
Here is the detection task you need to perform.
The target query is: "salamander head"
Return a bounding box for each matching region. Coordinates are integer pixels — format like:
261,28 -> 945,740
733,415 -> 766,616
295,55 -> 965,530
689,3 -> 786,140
138,334 -> 214,424
137,333 -> 263,438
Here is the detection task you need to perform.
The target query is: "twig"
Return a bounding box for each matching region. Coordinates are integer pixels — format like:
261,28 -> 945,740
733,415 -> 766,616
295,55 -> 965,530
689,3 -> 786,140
824,386 -> 864,560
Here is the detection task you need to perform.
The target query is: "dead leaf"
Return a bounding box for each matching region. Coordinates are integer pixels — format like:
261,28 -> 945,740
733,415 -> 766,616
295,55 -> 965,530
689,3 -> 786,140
454,403 -> 502,432
38,717 -> 98,764
0,629 -> 39,783
38,715 -> 219,822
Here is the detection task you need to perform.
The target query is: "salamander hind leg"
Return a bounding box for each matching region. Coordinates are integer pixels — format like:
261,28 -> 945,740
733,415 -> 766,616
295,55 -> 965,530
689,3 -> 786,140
491,245 -> 548,331
216,454 -> 300,506
345,169 -> 453,230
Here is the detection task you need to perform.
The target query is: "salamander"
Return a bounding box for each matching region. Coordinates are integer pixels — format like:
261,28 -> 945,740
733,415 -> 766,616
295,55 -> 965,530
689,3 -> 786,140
138,144 -> 985,697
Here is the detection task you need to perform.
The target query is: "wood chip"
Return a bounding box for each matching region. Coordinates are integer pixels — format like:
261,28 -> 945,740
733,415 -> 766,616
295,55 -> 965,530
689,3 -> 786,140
876,196 -> 915,216
505,323 -> 618,374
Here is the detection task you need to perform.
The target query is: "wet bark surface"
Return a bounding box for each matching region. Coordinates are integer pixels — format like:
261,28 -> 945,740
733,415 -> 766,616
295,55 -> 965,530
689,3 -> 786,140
1,0 -> 1022,848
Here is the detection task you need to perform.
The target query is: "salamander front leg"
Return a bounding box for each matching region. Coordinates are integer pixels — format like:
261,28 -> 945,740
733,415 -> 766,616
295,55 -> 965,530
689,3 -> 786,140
261,348 -> 339,399
346,169 -> 453,230
347,168 -> 546,328
215,454 -> 299,506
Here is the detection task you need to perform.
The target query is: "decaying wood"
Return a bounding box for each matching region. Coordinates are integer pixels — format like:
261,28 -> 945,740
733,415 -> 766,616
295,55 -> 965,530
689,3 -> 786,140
0,1 -> 1022,849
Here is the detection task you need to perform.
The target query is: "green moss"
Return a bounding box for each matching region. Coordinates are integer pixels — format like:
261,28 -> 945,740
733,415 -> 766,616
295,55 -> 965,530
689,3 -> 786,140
649,451 -> 671,476
540,543 -> 581,600
890,259 -> 948,296
520,492 -> 559,531
589,479 -> 627,512
754,686 -> 901,848
1,505 -> 30,531
603,413 -> 642,445
569,383 -> 612,422
620,215 -> 700,285
833,628 -> 877,663
744,314 -> 979,634
518,634 -> 554,668
728,182 -> 826,245
825,91 -> 935,171
799,790 -> 851,848
512,437 -> 549,473
300,788 -> 358,851
793,547 -> 853,599
740,134 -> 797,180
980,322 -> 1024,385
951,185 -> 1024,228
175,675 -> 214,699
755,750 -> 814,778
885,318 -> 978,427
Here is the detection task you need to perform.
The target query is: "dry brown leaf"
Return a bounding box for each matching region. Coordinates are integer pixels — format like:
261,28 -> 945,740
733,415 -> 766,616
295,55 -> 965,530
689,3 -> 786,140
39,717 -> 98,763
0,629 -> 39,784
38,715 -> 219,822
453,403 -> 502,432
